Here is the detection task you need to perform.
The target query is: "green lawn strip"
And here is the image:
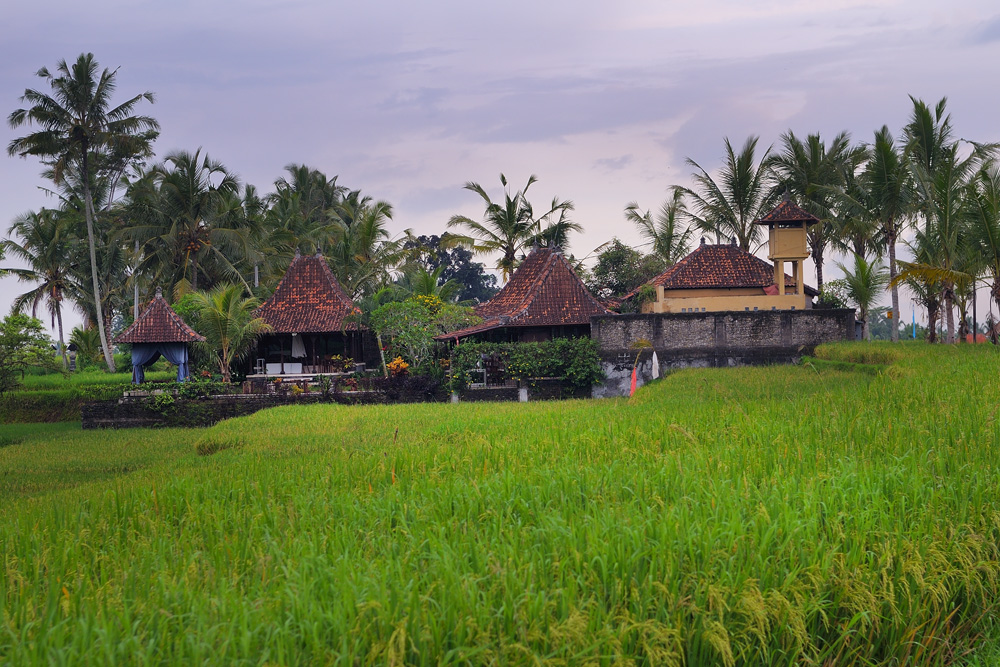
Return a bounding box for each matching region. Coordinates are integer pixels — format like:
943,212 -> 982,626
1,343 -> 999,664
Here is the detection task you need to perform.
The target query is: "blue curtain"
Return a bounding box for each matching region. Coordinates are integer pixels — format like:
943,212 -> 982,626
159,343 -> 191,382
130,343 -> 192,384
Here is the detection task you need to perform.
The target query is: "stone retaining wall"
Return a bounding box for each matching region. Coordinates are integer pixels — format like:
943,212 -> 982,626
591,309 -> 855,398
82,388 -> 447,429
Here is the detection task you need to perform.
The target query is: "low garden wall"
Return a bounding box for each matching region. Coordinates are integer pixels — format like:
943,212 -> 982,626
83,377 -> 593,429
591,308 -> 856,397
82,386 -> 450,429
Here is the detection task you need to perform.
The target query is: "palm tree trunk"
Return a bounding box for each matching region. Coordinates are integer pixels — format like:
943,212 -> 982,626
887,227 -> 899,343
80,161 -> 116,373
56,305 -> 68,370
944,287 -> 955,344
927,300 -> 939,343
813,248 -> 824,294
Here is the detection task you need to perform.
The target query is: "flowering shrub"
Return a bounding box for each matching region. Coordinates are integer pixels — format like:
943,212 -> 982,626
386,356 -> 409,377
328,355 -> 355,373
370,298 -> 479,371
411,294 -> 444,316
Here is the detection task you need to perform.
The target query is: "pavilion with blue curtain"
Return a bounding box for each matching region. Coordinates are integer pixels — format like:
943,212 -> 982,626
112,287 -> 206,383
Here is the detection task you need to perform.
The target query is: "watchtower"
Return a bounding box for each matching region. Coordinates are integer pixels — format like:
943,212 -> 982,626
754,194 -> 820,296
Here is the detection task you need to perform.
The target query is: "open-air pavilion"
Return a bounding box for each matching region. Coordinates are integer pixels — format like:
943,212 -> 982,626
113,287 -> 206,384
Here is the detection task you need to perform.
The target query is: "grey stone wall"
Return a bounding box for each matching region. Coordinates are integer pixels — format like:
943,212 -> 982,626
591,309 -> 854,398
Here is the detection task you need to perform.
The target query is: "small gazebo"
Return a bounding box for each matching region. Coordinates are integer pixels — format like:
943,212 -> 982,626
113,287 -> 206,383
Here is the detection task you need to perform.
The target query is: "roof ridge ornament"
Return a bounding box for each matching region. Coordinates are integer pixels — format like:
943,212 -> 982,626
155,287 -> 162,298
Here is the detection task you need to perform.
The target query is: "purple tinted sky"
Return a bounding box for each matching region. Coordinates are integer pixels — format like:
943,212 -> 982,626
3,1 -> 1000,334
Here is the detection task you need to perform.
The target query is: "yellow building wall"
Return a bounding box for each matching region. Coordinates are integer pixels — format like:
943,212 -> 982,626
767,227 -> 809,261
641,286 -> 809,314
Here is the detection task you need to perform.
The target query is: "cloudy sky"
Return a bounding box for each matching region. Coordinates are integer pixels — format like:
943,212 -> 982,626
3,0 -> 1000,334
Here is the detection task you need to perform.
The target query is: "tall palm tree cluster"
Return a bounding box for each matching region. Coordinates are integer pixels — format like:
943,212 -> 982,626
4,54 -> 451,371
615,97 -> 999,343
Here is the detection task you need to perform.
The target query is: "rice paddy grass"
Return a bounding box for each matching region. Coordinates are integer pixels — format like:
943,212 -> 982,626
2,343 -> 999,665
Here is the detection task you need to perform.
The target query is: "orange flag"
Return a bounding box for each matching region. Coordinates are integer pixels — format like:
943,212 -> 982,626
629,366 -> 638,396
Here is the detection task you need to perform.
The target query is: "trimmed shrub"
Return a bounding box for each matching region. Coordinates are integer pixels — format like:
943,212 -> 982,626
448,338 -> 603,393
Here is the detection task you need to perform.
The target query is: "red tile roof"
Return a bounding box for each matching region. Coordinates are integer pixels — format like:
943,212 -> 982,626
625,241 -> 819,298
113,288 -> 206,344
755,196 -> 820,226
436,246 -> 610,340
254,253 -> 361,333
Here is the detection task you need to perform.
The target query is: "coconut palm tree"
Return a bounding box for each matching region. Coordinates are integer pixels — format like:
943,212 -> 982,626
8,53 -> 159,372
968,162 -> 1000,319
447,174 -> 574,280
1,209 -> 75,367
678,136 -> 779,253
902,96 -> 996,342
326,197 -> 408,298
772,130 -> 857,292
123,149 -> 253,297
624,188 -> 693,265
836,254 -> 889,340
832,127 -> 916,341
190,284 -> 271,383
395,265 -> 463,303
269,165 -> 345,255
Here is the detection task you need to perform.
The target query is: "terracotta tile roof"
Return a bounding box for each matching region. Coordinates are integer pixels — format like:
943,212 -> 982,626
755,196 -> 820,226
436,246 -> 610,340
254,253 -> 361,333
113,288 -> 206,344
625,242 -> 819,298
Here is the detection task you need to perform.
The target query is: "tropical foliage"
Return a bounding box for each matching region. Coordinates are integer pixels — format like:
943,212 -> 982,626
7,54 -> 1000,356
189,284 -> 271,383
447,174 -> 577,280
0,314 -> 62,393
369,296 -> 479,370
8,53 -> 158,372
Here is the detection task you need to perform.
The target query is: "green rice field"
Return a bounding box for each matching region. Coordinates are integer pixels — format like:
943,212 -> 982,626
2,343 -> 1000,665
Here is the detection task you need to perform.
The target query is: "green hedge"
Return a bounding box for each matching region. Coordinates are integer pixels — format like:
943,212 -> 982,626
448,338 -> 603,393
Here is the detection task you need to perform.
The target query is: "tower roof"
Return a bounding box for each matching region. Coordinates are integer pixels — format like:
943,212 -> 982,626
436,246 -> 610,340
113,288 -> 206,344
254,253 -> 361,333
754,195 -> 821,226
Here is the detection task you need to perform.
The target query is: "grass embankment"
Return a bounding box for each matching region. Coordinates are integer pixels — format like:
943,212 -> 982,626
2,343 -> 1000,664
0,369 -> 175,423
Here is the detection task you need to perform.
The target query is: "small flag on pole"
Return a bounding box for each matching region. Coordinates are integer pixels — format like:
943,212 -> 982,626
651,351 -> 660,379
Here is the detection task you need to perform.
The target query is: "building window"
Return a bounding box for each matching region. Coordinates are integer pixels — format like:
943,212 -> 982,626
754,307 -> 758,311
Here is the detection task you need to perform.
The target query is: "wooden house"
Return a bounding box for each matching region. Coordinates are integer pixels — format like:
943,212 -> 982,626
251,251 -> 372,375
436,245 -> 610,343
